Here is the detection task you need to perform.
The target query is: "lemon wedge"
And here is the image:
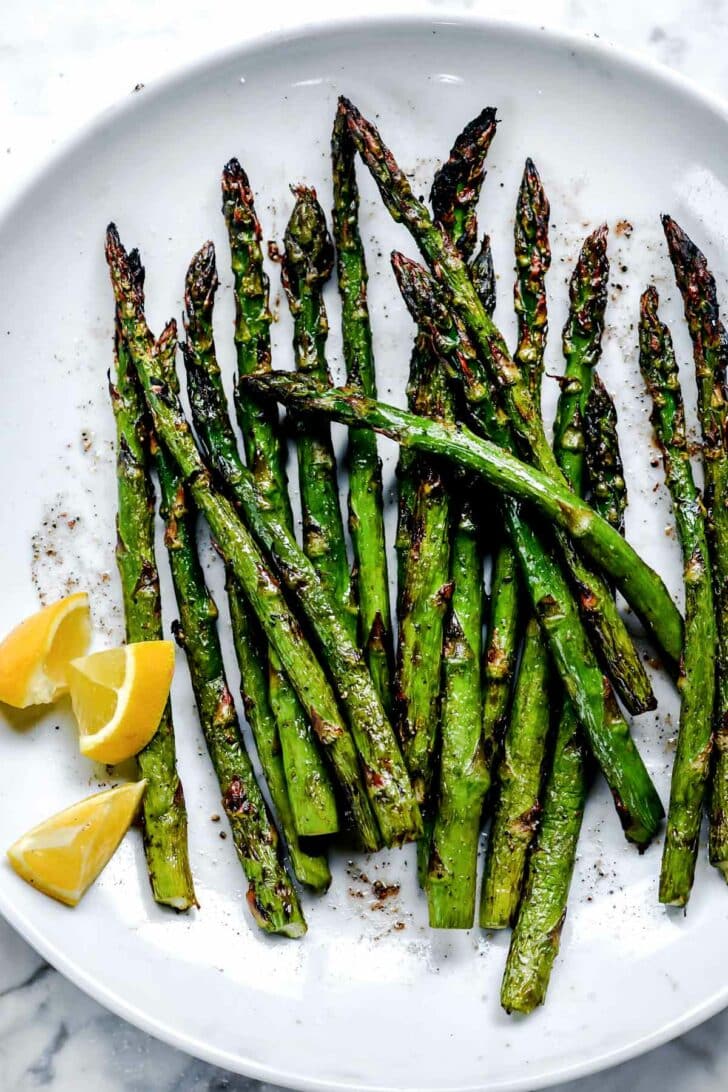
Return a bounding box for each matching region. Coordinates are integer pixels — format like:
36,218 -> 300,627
68,641 -> 175,764
7,781 -> 146,906
0,592 -> 91,708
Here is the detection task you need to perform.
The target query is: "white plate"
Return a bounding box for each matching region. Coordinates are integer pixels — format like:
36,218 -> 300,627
1,14 -> 728,1091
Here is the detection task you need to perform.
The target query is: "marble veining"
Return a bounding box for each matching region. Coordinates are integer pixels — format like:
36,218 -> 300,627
2,0 -> 728,1089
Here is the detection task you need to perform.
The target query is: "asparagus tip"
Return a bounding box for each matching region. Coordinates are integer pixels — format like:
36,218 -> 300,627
185,240 -> 219,318
390,251 -> 433,321
222,155 -> 250,188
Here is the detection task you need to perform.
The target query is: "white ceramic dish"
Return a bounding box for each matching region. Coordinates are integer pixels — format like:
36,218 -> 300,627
1,14 -> 728,1091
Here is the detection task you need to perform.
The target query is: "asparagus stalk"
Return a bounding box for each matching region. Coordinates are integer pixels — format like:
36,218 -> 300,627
394,343 -> 454,805
585,376 -> 628,536
226,580 -> 331,893
425,139 -> 497,922
471,232 -> 497,317
396,110 -> 496,805
222,158 -> 293,528
662,216 -> 728,880
480,615 -> 551,928
417,115 -> 496,900
481,539 -> 520,764
501,376 -> 625,1012
340,97 -> 657,711
639,286 -> 717,907
105,225 -> 383,853
481,168 -> 552,928
183,241 -> 339,840
281,187 -> 357,639
245,370 -> 668,845
331,108 -> 393,709
430,107 -> 498,259
476,226 -> 522,765
550,225 -> 651,712
486,227 -> 618,923
110,248 -> 196,911
553,225 -> 609,494
427,495 -> 489,927
500,707 -> 589,1011
514,158 -> 551,397
151,331 -> 307,936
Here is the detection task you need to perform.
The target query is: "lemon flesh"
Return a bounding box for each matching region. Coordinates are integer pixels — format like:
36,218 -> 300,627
69,641 -> 175,764
7,781 -> 146,906
0,592 -> 91,708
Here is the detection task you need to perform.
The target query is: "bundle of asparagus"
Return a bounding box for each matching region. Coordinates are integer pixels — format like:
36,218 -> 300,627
104,92 -> 728,1013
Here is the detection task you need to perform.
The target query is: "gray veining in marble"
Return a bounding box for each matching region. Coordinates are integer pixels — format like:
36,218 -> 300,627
2,1 -> 728,1089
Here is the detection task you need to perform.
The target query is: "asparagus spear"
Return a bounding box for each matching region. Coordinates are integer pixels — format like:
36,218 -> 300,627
480,615 -> 551,928
427,496 -> 489,926
550,224 -> 651,712
585,376 -> 628,535
471,231 -> 497,314
396,110 -> 496,806
245,370 -> 668,845
222,158 -> 293,528
341,98 -> 656,712
226,579 -> 331,893
500,705 -> 589,1011
110,248 -> 196,911
183,241 -> 339,840
662,216 -> 728,880
553,225 -> 609,493
481,169 -> 552,928
501,376 -> 625,1012
151,331 -> 306,936
481,540 -> 519,765
639,286 -> 717,907
487,227 -> 617,924
281,187 -> 357,639
475,226 -> 522,766
514,158 -> 551,397
550,228 -> 652,713
425,133 -> 497,922
105,225 -> 383,853
430,107 -> 498,259
395,338 -> 454,805
331,108 -> 393,709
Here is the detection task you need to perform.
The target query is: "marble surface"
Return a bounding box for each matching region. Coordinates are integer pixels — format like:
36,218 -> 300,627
2,0 -> 728,1089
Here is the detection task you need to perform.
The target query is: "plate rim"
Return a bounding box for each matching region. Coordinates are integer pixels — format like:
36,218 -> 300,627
2,11 -> 728,1091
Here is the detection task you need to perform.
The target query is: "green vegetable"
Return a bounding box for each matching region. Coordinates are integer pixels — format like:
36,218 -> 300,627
105,223 -> 384,853
639,285 -> 716,907
152,327 -> 307,936
427,495 -> 489,927
481,167 -> 552,929
340,97 -> 665,700
281,187 -> 357,639
183,240 -> 339,840
331,108 -> 393,710
245,369 -> 668,847
662,216 -> 728,882
221,162 -> 337,839
110,245 -> 196,911
395,109 -> 496,805
480,617 -> 551,928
